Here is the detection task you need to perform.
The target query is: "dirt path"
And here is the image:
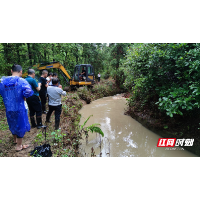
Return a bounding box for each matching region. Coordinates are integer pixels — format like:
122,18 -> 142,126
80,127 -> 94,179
0,97 -> 86,157
0,113 -> 49,157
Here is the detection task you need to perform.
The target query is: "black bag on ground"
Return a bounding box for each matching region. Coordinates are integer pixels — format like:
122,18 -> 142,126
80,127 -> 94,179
30,126 -> 52,157
30,144 -> 52,157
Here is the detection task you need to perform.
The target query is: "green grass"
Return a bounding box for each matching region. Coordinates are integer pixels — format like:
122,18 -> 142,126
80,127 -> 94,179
0,118 -> 9,130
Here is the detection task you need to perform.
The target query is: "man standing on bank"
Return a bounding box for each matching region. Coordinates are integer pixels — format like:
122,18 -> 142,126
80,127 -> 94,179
98,72 -> 101,83
0,64 -> 33,151
46,78 -> 66,130
39,70 -> 49,114
25,69 -> 43,129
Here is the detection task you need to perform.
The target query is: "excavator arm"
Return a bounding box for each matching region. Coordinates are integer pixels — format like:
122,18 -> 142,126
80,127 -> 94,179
37,62 -> 72,81
22,61 -> 94,87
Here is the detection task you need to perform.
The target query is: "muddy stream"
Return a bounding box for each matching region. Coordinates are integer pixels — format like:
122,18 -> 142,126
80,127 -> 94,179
79,94 -> 196,157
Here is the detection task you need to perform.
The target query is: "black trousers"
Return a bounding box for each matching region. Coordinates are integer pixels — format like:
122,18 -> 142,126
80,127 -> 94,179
47,104 -> 62,121
26,95 -> 42,117
98,77 -> 100,82
39,93 -> 47,112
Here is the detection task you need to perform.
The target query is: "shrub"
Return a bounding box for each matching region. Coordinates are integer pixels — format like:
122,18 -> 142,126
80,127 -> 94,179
101,70 -> 110,79
77,87 -> 91,104
124,43 -> 200,117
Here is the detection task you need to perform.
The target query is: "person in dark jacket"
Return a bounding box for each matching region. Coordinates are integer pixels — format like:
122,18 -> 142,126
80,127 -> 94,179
39,70 -> 49,114
25,69 -> 43,129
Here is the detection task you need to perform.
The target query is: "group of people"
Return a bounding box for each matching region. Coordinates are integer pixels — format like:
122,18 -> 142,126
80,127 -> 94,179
0,64 -> 66,151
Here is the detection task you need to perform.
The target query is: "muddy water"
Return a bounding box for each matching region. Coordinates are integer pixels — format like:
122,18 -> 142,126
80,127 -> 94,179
79,94 -> 196,157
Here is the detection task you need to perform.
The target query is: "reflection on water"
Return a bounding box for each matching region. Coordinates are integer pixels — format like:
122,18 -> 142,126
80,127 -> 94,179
79,94 -> 196,157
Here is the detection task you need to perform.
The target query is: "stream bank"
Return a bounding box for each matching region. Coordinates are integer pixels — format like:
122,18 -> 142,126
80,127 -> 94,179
125,102 -> 200,156
79,94 -> 196,157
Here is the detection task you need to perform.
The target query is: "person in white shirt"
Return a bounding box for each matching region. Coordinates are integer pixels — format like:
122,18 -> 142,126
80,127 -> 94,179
46,78 -> 66,130
46,72 -> 53,103
46,72 -> 53,86
98,72 -> 101,83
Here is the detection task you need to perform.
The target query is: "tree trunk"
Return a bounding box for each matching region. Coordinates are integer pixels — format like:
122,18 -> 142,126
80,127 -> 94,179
32,43 -> 37,64
16,43 -> 21,64
3,43 -> 12,64
2,43 -> 13,75
27,43 -> 32,65
115,45 -> 121,86
44,49 -> 47,61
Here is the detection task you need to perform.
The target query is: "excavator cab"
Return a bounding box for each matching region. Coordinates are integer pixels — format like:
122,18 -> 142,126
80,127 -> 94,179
73,64 -> 95,83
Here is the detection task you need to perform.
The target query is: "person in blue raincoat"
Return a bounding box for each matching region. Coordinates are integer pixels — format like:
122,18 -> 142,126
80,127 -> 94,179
0,64 -> 33,151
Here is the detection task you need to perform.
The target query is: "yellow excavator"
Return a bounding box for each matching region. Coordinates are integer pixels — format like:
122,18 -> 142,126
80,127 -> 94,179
22,61 -> 95,89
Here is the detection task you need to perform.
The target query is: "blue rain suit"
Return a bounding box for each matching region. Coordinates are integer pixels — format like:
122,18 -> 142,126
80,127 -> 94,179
0,76 -> 33,138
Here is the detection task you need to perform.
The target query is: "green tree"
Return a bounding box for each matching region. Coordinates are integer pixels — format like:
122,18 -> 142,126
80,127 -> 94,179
108,43 -> 130,87
124,43 -> 200,117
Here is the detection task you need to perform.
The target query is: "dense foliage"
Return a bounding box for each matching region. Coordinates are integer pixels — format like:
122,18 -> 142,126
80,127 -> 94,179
124,43 -> 200,117
1,42 -> 200,119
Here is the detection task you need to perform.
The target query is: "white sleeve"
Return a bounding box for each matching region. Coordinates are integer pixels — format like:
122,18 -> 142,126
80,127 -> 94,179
56,88 -> 66,96
61,91 -> 66,96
